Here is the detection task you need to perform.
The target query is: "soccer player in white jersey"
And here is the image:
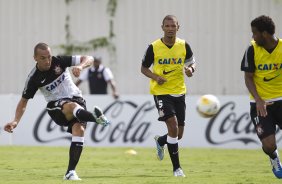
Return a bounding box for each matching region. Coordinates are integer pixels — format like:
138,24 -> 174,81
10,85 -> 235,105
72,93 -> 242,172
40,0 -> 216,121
4,42 -> 110,180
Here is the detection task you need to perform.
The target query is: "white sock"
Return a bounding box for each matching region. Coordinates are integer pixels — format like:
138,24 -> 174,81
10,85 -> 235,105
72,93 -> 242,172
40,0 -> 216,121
167,136 -> 178,144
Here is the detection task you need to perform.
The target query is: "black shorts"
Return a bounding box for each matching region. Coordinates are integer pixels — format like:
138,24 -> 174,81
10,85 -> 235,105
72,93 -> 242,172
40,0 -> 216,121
250,100 -> 282,140
46,96 -> 87,133
153,95 -> 186,126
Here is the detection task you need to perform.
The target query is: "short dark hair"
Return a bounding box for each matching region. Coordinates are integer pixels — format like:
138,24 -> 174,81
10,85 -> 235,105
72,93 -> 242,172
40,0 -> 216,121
34,42 -> 49,56
251,15 -> 275,35
162,15 -> 178,26
94,57 -> 102,62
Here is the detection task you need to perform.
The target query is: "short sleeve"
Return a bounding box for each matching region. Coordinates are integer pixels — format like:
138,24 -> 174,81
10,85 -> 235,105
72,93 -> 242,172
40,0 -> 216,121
142,44 -> 154,68
241,45 -> 255,72
103,67 -> 114,81
184,42 -> 195,65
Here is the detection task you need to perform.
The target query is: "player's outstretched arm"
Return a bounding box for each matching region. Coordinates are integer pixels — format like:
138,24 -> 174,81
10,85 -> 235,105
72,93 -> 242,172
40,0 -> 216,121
72,56 -> 94,78
4,97 -> 28,133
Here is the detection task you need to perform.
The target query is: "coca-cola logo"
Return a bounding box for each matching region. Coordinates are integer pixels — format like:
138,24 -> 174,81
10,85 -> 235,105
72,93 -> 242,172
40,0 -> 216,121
32,98 -> 282,147
33,100 -> 155,144
205,101 -> 282,145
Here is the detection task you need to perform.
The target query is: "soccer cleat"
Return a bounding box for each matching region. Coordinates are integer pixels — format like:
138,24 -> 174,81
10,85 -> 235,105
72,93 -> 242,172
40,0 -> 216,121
64,170 -> 81,180
173,168 -> 186,177
270,157 -> 282,178
154,135 -> 165,160
93,106 -> 111,127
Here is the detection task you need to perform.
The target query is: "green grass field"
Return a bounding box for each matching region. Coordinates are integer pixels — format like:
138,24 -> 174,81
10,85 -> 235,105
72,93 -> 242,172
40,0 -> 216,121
0,146 -> 281,184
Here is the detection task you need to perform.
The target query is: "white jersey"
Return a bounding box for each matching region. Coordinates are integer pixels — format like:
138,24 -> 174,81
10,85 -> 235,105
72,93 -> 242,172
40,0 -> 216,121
23,55 -> 84,102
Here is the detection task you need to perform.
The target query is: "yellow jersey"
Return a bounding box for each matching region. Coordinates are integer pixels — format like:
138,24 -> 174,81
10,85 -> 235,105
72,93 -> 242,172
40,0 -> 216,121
251,39 -> 282,101
150,38 -> 187,95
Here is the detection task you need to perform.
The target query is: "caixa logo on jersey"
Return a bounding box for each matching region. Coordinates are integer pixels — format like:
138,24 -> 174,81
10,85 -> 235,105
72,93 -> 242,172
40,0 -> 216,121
45,74 -> 65,91
33,100 -> 155,144
205,101 -> 282,146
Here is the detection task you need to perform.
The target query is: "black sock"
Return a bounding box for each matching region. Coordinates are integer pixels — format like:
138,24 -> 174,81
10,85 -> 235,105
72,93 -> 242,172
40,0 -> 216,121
262,147 -> 277,159
66,142 -> 83,174
158,134 -> 167,147
167,143 -> 180,171
270,150 -> 278,160
75,109 -> 96,122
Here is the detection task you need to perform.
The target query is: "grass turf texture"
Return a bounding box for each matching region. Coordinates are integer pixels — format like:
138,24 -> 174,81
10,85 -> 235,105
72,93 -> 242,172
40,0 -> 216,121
0,146 -> 281,184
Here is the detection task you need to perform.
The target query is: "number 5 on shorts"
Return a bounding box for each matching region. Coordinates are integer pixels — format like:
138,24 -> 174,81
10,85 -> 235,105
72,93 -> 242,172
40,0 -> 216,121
158,100 -> 163,109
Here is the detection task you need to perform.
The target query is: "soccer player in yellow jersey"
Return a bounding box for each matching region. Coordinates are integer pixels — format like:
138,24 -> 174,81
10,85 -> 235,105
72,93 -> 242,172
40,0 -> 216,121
141,15 -> 196,177
241,15 -> 282,179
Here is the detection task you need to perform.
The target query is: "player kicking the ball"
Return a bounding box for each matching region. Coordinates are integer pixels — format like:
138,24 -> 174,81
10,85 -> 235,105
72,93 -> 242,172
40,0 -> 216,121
4,42 -> 110,180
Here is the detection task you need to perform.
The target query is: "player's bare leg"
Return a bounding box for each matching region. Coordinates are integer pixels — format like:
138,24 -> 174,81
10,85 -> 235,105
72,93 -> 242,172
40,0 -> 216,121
262,134 -> 282,178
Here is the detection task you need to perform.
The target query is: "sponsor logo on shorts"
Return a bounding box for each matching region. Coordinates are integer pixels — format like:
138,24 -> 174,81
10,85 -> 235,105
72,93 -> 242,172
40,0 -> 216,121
159,109 -> 164,117
256,124 -> 264,136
